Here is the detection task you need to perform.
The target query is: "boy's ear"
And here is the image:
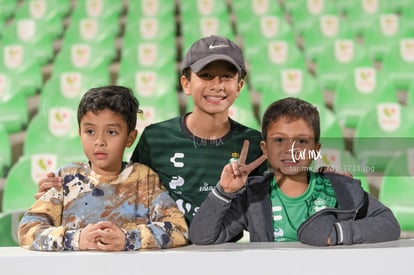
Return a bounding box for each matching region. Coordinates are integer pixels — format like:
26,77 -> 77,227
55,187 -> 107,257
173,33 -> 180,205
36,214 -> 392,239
181,75 -> 191,95
260,140 -> 268,156
126,129 -> 138,148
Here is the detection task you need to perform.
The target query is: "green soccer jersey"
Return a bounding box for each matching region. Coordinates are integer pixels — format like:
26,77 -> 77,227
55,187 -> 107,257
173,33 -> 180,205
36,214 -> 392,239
270,172 -> 337,242
131,114 -> 267,224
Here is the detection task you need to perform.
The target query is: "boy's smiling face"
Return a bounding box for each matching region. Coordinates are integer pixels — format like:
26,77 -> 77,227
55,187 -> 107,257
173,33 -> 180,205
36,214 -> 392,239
181,60 -> 244,116
261,116 -> 321,178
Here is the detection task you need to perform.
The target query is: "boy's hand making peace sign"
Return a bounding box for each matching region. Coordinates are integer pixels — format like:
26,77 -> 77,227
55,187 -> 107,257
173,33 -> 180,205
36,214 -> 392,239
220,140 -> 267,193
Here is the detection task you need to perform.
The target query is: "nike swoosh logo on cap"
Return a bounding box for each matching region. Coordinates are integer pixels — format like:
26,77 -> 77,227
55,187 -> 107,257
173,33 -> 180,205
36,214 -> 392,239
208,44 -> 229,49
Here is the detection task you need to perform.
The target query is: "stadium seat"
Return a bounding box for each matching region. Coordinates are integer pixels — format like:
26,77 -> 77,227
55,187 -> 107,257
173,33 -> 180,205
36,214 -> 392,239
0,0 -> 17,20
284,0 -> 339,36
312,148 -> 370,193
233,0 -> 284,21
379,148 -> 414,231
241,15 -> 297,62
315,39 -> 373,92
71,0 -> 123,21
116,65 -> 179,101
14,0 -> 70,39
0,72 -> 29,133
127,0 -> 176,18
362,14 -> 413,62
23,109 -> 85,164
1,18 -> 55,65
353,103 -> 414,172
381,38 -> 414,91
301,14 -> 355,62
62,17 -> 119,62
318,105 -> 346,152
38,71 -> 107,112
407,80 -> 414,107
333,68 -> 399,129
118,42 -> 176,77
259,68 -> 325,117
51,43 -> 111,84
0,211 -> 21,246
2,154 -> 58,212
0,122 -> 11,177
0,44 -> 43,97
247,40 -> 308,94
340,0 -> 393,37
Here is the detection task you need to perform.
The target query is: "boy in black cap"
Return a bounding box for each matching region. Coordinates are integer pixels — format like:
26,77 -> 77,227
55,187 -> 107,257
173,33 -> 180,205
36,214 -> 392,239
36,35 -> 268,226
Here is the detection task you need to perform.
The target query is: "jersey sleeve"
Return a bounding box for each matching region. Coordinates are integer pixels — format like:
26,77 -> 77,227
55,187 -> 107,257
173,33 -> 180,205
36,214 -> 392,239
130,129 -> 151,166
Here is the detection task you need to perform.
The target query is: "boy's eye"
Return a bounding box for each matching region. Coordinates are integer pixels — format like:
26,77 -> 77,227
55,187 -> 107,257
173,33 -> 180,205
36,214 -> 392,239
198,73 -> 213,80
274,137 -> 285,143
86,129 -> 94,135
107,130 -> 118,136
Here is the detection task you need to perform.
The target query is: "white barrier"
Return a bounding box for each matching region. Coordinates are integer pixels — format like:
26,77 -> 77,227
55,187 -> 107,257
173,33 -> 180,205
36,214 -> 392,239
1,239 -> 414,275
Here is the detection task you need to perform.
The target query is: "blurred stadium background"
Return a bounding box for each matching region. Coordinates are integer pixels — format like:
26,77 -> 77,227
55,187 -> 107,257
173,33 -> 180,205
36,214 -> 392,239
1,0 -> 414,245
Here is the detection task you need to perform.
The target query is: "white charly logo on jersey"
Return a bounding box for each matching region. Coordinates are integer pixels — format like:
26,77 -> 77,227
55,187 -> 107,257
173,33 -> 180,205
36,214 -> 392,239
170,152 -> 184,167
169,176 -> 185,190
175,199 -> 192,215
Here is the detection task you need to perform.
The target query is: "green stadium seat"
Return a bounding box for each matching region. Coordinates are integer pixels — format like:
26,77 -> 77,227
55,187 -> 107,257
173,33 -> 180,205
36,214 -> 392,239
284,0 -> 339,36
247,40 -> 308,94
0,72 -> 29,133
363,14 -> 413,62
379,148 -> 414,231
0,44 -> 43,97
116,64 -> 179,101
127,0 -> 176,18
51,43 -> 111,83
62,17 -> 119,62
2,154 -> 59,212
353,103 -> 414,172
0,211 -> 21,246
1,18 -> 55,65
233,0 -> 284,22
119,42 -> 176,75
301,14 -> 355,62
318,105 -> 346,152
381,38 -> 414,91
259,68 -> 325,117
71,0 -> 123,21
0,0 -> 17,20
23,110 -> 85,164
14,0 -> 69,40
39,71 -> 107,112
0,122 -> 11,177
315,39 -> 373,92
407,80 -> 414,107
333,68 -> 399,129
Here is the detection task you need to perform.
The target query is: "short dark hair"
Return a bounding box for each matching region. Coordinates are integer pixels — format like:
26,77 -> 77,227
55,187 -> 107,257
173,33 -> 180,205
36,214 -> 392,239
261,97 -> 320,143
77,85 -> 140,133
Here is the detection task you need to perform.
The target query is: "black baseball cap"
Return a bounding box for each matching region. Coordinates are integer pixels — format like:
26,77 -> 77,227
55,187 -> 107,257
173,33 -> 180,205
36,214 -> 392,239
181,35 -> 247,78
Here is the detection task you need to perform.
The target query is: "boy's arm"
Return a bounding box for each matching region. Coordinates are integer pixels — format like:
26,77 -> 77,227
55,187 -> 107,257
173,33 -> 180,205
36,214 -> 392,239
121,190 -> 189,250
332,194 -> 401,245
120,168 -> 189,250
298,174 -> 401,246
189,184 -> 246,245
18,187 -> 83,251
